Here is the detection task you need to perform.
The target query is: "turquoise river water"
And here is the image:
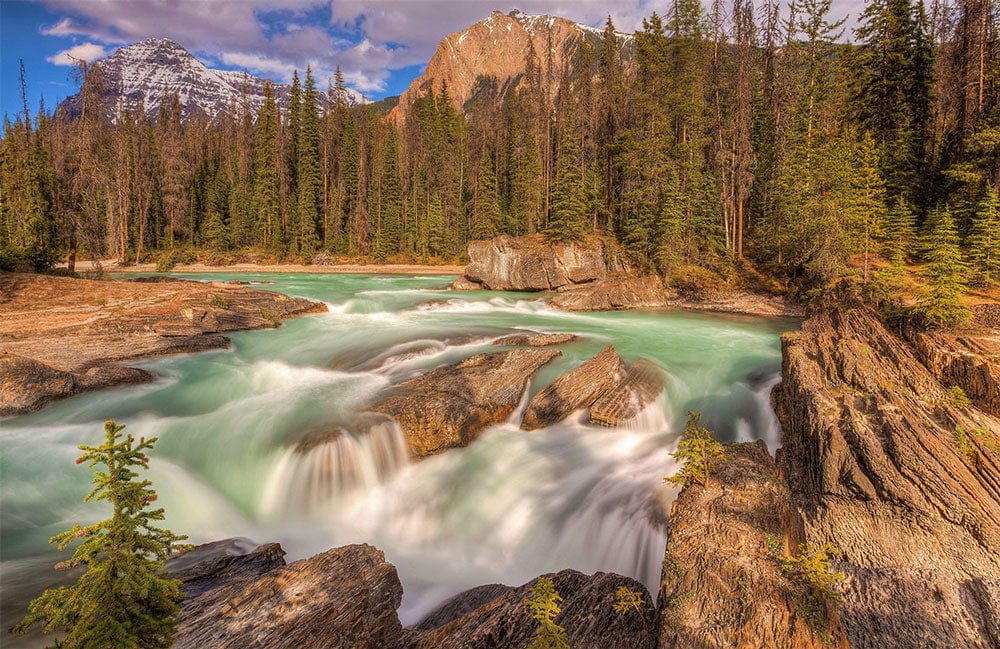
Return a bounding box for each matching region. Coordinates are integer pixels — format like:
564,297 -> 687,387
0,273 -> 796,643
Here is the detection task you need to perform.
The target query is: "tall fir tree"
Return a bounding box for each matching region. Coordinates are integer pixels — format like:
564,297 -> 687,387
545,100 -> 588,242
968,186 -> 1000,285
296,67 -> 322,254
918,208 -> 971,325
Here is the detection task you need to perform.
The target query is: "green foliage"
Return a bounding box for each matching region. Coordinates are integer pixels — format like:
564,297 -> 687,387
544,104 -> 589,243
968,186 -> 1000,286
954,425 -> 976,458
916,209 -> 972,326
778,542 -> 845,633
524,576 -> 569,649
13,421 -> 189,648
210,293 -> 229,310
665,411 -> 727,487
612,586 -> 646,617
943,385 -> 971,407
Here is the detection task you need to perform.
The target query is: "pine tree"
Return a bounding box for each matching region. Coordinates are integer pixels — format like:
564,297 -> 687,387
968,186 -> 1000,285
544,102 -> 588,242
918,208 -> 971,325
13,421 -> 189,649
665,411 -> 727,487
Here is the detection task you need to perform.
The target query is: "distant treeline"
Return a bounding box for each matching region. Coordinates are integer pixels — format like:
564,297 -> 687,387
1,0 -> 998,304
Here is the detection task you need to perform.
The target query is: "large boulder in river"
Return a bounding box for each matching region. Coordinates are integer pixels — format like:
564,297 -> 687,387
176,544 -> 408,649
775,306 -> 1000,649
549,275 -> 670,311
371,348 -> 560,456
590,359 -> 666,426
454,235 -> 628,291
413,570 -> 657,648
659,441 -> 849,649
0,354 -> 79,416
521,345 -> 625,430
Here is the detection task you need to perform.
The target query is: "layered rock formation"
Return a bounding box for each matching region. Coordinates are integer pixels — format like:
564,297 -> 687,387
521,345 -> 625,430
658,441 -> 849,648
370,348 -> 560,456
176,544 -> 408,649
167,538 -> 287,599
775,306 -> 1000,648
905,326 -> 1000,416
493,332 -> 579,347
414,569 -> 657,649
0,273 -> 324,416
590,359 -> 666,426
456,234 -> 628,291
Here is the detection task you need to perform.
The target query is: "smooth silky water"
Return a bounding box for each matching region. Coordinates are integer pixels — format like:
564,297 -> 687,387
0,273 -> 796,643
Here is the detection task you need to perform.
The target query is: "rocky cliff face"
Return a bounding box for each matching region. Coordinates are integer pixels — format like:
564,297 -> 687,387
658,441 -> 849,648
774,306 -> 1000,648
391,10 -> 632,123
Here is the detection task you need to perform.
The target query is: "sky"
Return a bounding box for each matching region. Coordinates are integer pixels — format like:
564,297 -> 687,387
0,0 -> 863,121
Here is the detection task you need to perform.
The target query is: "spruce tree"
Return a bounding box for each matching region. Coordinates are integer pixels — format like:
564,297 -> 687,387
918,208 -> 971,326
544,103 -> 588,242
13,421 -> 189,649
968,187 -> 1000,286
296,67 -> 322,254
473,150 -> 501,240
665,411 -> 726,488
850,132 -> 888,284
254,82 -> 283,253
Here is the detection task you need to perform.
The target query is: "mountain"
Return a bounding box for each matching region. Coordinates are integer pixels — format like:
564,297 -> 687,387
59,38 -> 367,120
390,10 -> 633,122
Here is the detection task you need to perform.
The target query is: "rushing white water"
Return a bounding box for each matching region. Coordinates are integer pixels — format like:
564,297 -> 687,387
0,272 -> 795,645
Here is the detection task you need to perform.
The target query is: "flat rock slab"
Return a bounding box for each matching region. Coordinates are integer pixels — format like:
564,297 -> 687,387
371,348 -> 560,457
493,332 -> 578,347
175,544 -> 407,649
521,345 -> 625,430
590,359 -> 666,427
412,569 -> 657,649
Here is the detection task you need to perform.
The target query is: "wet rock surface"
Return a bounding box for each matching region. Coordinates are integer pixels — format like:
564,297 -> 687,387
775,306 -> 1000,649
493,332 -> 579,347
175,544 -> 408,649
370,348 -> 560,456
590,359 -> 666,427
658,441 -> 849,649
0,273 -> 325,415
412,570 -> 657,649
168,538 -> 287,599
521,345 -> 626,430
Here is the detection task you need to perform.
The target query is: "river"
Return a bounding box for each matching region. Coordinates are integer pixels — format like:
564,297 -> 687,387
0,272 -> 795,644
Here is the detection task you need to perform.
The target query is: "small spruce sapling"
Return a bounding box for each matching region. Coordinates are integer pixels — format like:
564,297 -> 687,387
665,411 -> 727,488
12,420 -> 190,649
524,576 -> 569,649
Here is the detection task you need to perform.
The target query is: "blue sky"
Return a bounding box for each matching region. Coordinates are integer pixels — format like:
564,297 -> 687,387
0,0 -> 862,121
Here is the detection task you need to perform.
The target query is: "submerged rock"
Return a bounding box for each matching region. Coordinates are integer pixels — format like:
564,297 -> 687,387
521,345 -> 626,430
370,348 -> 560,456
659,441 -> 849,649
493,332 -> 578,347
775,306 -> 1000,649
456,234 -> 627,291
590,359 -> 666,427
176,544 -> 407,649
413,570 -> 656,649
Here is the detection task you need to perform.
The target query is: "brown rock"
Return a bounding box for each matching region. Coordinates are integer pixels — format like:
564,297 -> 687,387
659,441 -> 849,649
175,544 -> 407,649
550,276 -> 668,311
371,349 -> 560,456
774,306 -> 1000,649
0,354 -> 78,416
449,276 -> 483,291
462,234 -> 625,291
168,538 -> 287,599
905,327 -> 1000,416
590,359 -> 666,427
78,364 -> 154,390
521,345 -> 625,430
413,570 -> 656,649
493,332 -> 578,347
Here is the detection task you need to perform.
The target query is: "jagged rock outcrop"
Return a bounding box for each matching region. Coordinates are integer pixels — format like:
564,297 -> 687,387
175,544 -> 407,649
590,359 -> 666,426
905,327 -> 1000,416
391,10 -> 632,124
370,348 -> 560,456
550,276 -> 669,311
521,345 -> 625,430
0,273 -> 325,415
413,570 -> 657,649
493,332 -> 578,347
775,306 -> 1000,649
454,235 -> 628,291
168,538 -> 286,599
658,441 -> 849,648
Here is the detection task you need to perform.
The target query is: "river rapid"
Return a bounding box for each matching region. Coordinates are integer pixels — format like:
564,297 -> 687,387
0,273 -> 795,642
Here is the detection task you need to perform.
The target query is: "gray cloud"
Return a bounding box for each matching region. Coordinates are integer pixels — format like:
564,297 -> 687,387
37,0 -> 863,96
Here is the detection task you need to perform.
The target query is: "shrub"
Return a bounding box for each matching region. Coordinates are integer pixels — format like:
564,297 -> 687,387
13,421 -> 189,649
665,411 -> 727,488
524,576 -> 569,649
778,542 -> 845,632
613,586 -> 646,617
943,386 -> 971,407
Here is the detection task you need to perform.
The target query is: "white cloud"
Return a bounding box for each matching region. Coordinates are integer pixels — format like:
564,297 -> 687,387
46,42 -> 108,66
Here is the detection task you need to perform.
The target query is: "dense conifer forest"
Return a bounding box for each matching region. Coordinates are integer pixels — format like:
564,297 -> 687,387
2,0 -> 998,322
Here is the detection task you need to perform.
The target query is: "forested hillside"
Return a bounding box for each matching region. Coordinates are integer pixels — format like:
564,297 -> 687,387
2,1 -> 998,323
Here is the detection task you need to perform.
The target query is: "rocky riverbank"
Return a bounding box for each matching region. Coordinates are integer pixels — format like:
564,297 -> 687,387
450,235 -> 803,318
0,273 -> 325,416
